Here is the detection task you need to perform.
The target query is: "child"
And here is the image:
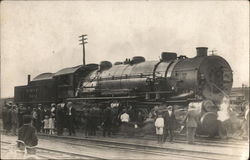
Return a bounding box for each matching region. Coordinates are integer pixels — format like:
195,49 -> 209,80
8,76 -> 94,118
48,115 -> 55,135
155,114 -> 164,143
43,115 -> 49,134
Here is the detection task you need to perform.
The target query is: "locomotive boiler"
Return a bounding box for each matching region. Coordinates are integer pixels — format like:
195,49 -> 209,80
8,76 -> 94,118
14,47 -> 233,137
78,47 -> 232,102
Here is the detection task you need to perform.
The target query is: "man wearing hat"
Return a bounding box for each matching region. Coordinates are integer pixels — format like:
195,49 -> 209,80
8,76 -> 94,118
17,104 -> 26,128
36,104 -> 42,133
18,115 -> 38,153
182,103 -> 199,144
164,105 -> 177,142
66,101 -> 76,136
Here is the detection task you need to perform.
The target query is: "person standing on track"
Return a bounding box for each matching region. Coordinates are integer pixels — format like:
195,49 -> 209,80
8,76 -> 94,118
36,104 -> 42,133
102,105 -> 112,137
137,111 -> 144,128
5,104 -> 13,134
89,107 -> 98,136
67,102 -> 76,136
164,105 -> 177,143
43,115 -> 50,134
84,109 -> 91,137
120,109 -> 130,137
32,108 -> 38,129
56,103 -> 65,136
49,103 -> 56,134
182,104 -> 198,144
41,106 -> 50,133
155,114 -> 164,144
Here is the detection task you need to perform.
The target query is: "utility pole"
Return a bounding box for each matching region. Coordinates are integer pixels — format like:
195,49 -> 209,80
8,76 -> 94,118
79,34 -> 88,66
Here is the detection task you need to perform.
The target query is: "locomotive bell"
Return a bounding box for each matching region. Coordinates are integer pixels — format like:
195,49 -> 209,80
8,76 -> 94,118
196,47 -> 208,57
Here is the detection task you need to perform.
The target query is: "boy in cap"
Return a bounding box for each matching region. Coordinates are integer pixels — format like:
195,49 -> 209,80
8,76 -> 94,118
155,114 -> 164,143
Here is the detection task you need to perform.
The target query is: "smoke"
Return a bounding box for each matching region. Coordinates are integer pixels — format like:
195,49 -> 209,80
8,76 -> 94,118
217,96 -> 230,121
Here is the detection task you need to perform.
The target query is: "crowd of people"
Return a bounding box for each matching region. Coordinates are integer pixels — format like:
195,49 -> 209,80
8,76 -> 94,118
2,102 -> 74,136
2,100 -> 249,145
2,101 -> 143,137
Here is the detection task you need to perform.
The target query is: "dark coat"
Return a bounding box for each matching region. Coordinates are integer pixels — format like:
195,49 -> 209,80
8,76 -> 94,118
103,107 -> 112,128
18,124 -> 38,147
66,107 -> 76,125
164,111 -> 177,130
4,108 -> 12,130
56,107 -> 66,128
2,107 -> 8,129
11,109 -> 18,124
36,109 -> 42,120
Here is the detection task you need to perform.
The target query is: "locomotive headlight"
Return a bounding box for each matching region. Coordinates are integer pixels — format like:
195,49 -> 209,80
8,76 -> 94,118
172,86 -> 175,90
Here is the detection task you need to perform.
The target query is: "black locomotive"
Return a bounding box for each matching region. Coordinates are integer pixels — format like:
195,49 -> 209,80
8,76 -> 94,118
14,47 -> 233,136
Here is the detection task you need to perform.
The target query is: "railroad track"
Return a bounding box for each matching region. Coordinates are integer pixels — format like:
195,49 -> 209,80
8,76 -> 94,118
38,134 -> 247,160
38,132 -> 249,149
1,133 -> 248,160
138,135 -> 249,148
1,141 -> 105,159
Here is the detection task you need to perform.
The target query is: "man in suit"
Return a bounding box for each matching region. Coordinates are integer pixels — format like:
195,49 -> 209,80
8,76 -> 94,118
36,104 -> 42,133
103,105 -> 113,137
56,103 -> 65,136
18,115 -> 38,154
66,102 -> 76,136
164,105 -> 176,142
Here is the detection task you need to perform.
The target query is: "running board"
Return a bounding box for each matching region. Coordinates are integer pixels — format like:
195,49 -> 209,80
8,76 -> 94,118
67,96 -> 138,101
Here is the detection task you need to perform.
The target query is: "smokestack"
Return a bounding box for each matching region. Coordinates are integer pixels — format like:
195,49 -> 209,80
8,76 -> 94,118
196,47 -> 208,57
27,75 -> 31,84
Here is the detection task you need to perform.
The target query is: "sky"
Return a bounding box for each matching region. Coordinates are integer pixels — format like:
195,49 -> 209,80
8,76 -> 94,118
0,1 -> 249,98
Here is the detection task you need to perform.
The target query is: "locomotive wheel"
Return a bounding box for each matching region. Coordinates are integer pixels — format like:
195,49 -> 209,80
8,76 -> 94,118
200,112 -> 218,137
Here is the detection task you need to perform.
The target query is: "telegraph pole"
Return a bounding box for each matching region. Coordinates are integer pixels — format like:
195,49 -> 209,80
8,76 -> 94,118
79,34 -> 88,66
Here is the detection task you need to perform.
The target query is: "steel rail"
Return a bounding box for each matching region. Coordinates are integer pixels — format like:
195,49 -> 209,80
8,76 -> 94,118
38,134 -> 243,160
1,141 -> 105,160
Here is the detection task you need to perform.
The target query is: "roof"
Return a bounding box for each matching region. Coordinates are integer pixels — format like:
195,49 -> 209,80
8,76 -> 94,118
32,73 -> 54,81
32,64 -> 99,80
54,65 -> 82,77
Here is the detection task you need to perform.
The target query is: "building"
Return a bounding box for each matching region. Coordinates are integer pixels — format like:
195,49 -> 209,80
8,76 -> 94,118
230,86 -> 249,105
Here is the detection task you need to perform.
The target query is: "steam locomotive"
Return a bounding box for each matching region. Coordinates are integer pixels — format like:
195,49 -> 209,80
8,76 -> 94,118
14,47 -> 233,136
